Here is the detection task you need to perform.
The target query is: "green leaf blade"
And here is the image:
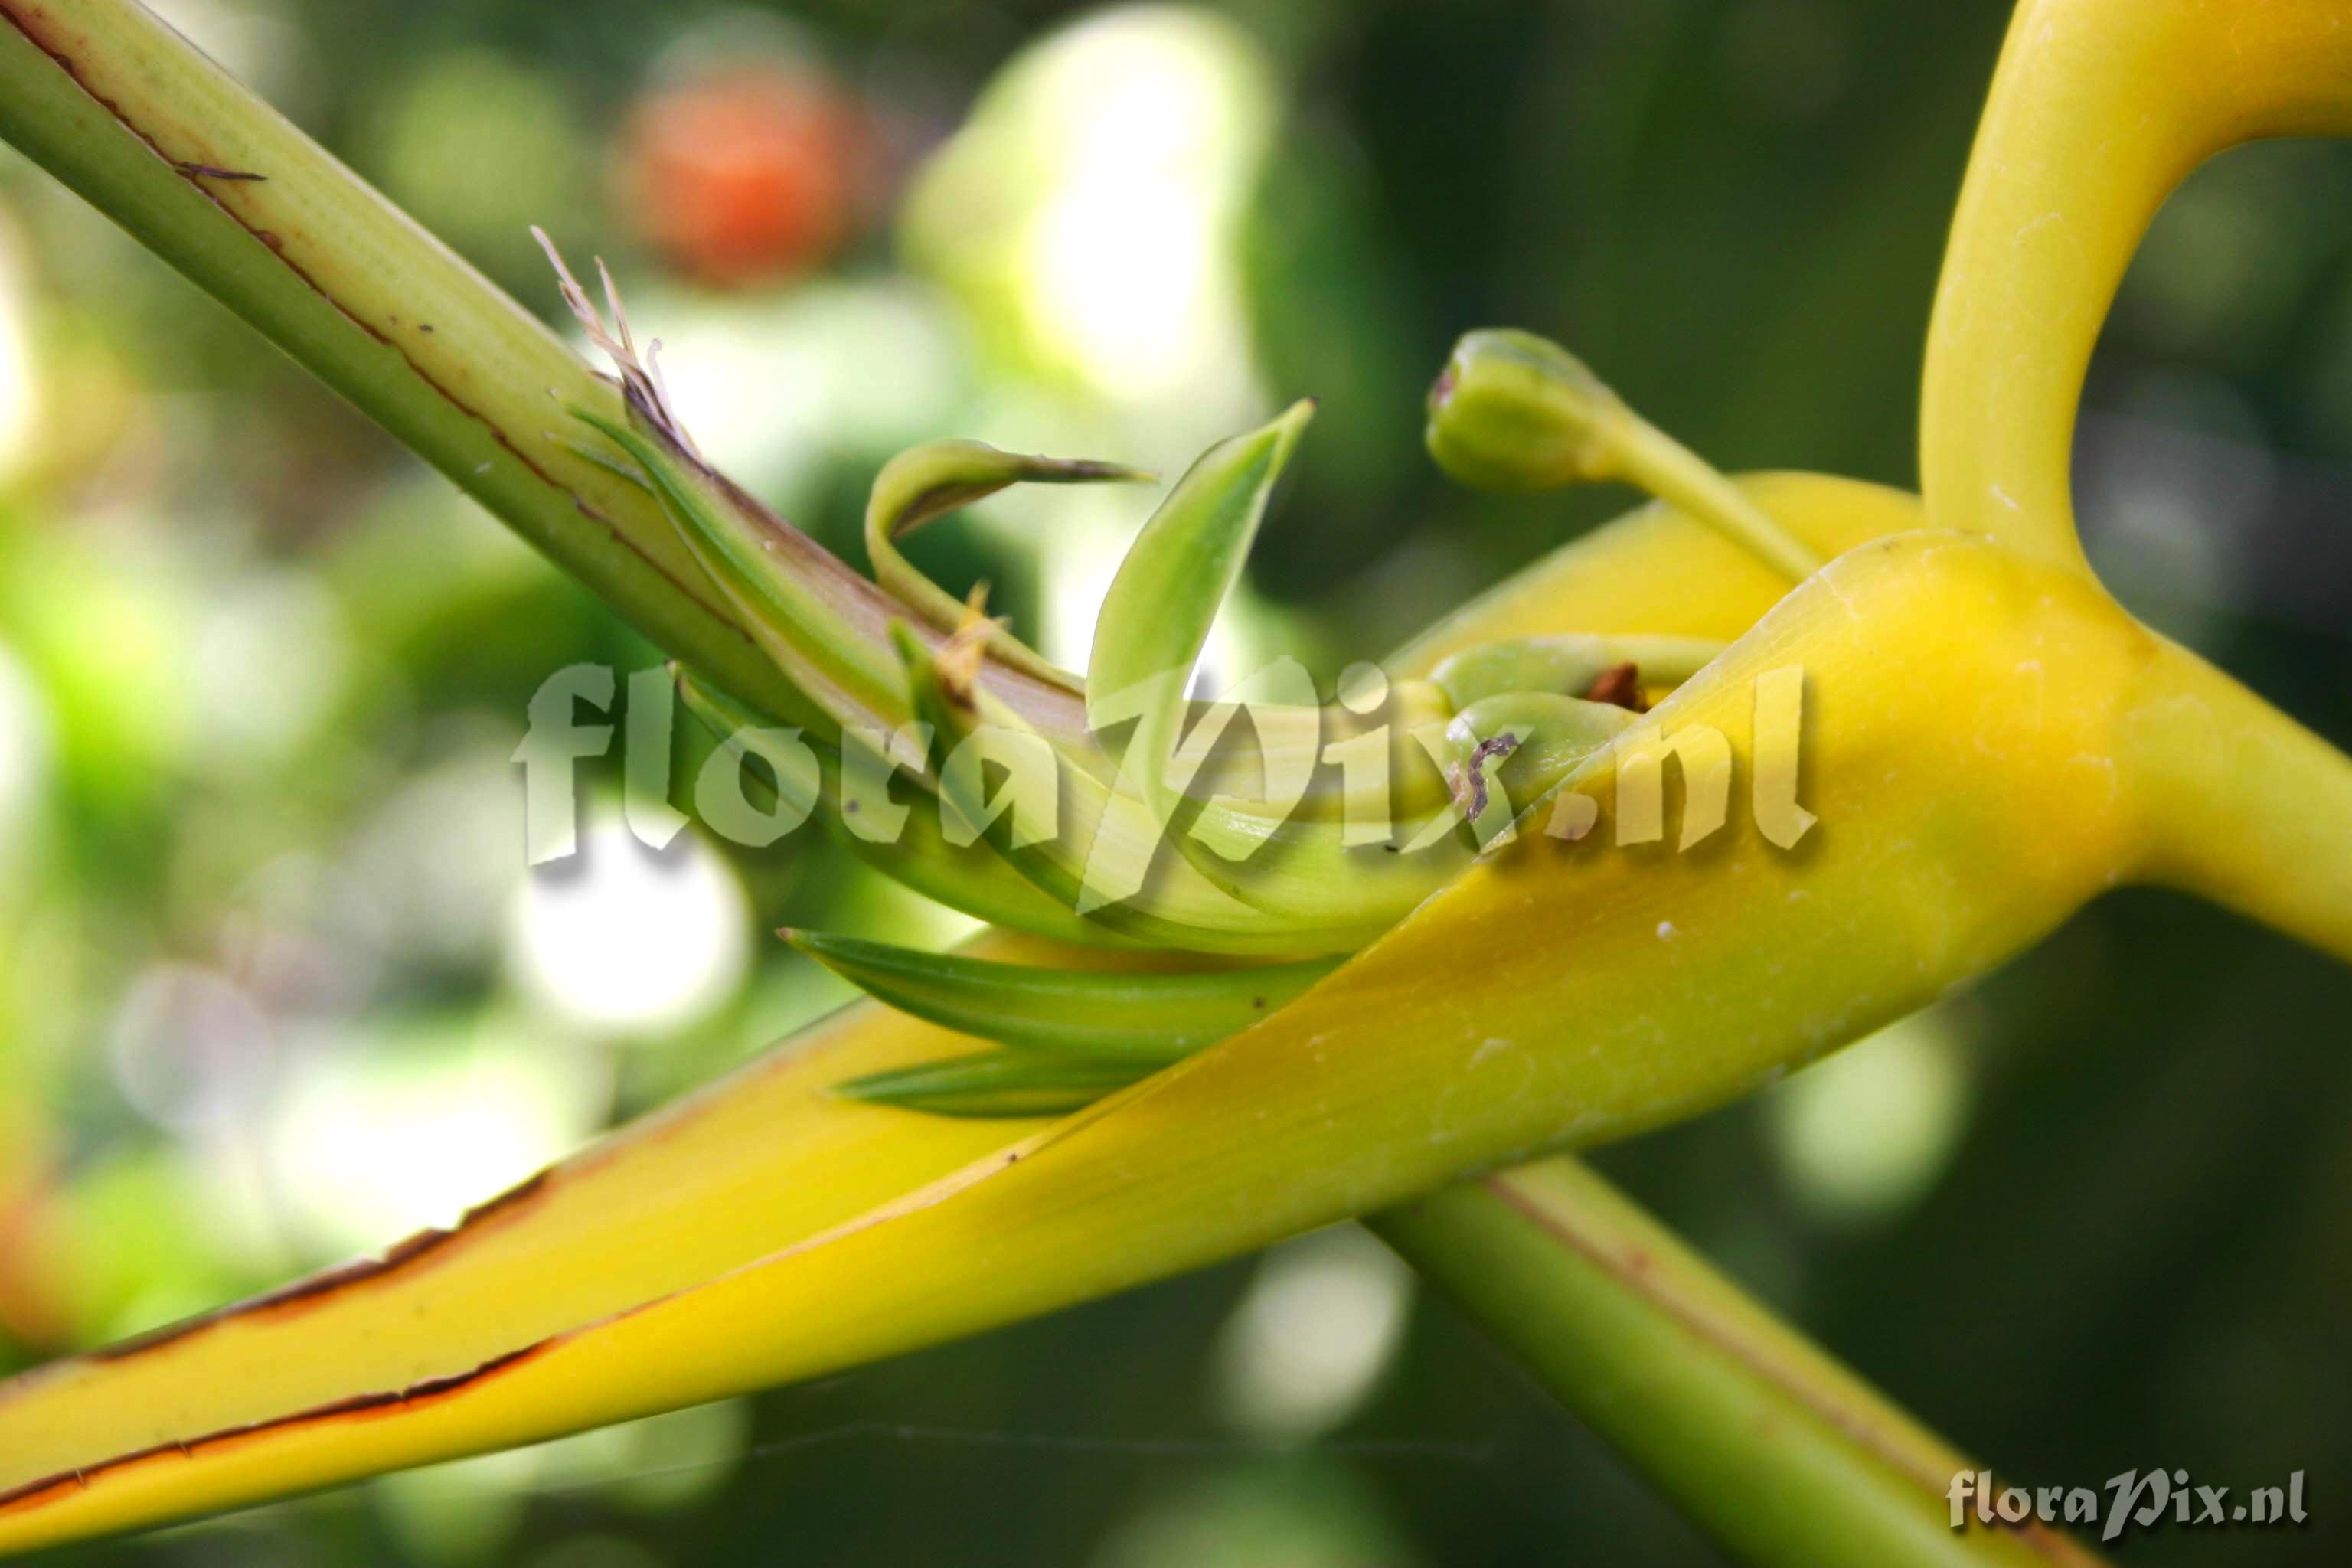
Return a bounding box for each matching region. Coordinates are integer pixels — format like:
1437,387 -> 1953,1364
833,1052 -> 1154,1119
785,930 -> 1337,1060
1086,400 -> 1315,823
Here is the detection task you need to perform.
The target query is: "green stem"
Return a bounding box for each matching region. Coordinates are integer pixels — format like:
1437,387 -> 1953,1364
1605,406 -> 1821,582
0,0 -> 804,724
1371,1158 -> 2104,1568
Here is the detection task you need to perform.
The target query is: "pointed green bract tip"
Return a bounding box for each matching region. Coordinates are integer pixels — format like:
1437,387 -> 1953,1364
1425,328 -> 1623,493
867,439 -> 1158,537
1259,397 -> 1318,477
786,926 -> 914,981
887,619 -> 941,690
790,929 -> 1338,1062
1086,400 -> 1317,819
833,1051 -> 1152,1119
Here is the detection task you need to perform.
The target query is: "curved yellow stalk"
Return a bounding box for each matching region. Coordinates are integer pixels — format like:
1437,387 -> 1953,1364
1919,0 -> 2352,962
1920,0 -> 2352,567
2125,645 -> 2352,966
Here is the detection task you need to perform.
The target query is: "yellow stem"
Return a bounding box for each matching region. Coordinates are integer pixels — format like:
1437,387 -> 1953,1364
1920,0 -> 2352,567
2128,637 -> 2352,968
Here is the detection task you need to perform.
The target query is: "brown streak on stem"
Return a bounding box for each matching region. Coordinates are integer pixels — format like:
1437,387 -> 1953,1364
0,1341 -> 556,1515
9,0 -> 1089,738
1476,1172 -> 2092,1566
0,2 -> 761,667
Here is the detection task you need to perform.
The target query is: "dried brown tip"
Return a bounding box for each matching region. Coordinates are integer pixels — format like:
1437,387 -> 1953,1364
531,225 -> 704,464
1585,662 -> 1647,712
936,583 -> 1006,708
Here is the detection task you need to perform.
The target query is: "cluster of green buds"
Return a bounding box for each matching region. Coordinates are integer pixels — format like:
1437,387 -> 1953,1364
537,240 -> 1827,1116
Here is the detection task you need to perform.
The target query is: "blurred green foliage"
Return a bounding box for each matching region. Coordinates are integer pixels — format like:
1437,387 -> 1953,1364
1,0 -> 2348,1563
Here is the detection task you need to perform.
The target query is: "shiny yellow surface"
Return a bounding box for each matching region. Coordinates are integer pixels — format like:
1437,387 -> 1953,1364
1392,472 -> 1918,666
1922,0 -> 2352,568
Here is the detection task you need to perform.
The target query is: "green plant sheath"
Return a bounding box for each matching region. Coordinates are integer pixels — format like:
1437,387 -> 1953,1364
1374,1161 -> 2097,1568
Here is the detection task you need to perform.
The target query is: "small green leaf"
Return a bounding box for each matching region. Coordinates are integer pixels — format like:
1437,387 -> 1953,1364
833,1051 -> 1154,1119
1087,400 -> 1316,825
865,439 -> 1152,691
785,930 -> 1337,1060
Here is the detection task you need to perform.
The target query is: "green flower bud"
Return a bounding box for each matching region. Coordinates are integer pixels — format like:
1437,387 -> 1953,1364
1426,328 -> 1624,492
1427,328 -> 1821,582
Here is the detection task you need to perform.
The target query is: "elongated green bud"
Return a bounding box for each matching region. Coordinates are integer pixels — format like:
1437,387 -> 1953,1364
784,930 -> 1336,1060
1427,329 -> 1822,582
1426,328 -> 1622,492
570,404 -> 920,749
834,1052 -> 1154,1119
894,619 -> 1361,956
901,597 -> 1484,952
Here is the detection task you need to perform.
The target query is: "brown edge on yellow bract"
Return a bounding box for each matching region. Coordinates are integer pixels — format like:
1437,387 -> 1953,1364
0,1340 -> 556,1514
82,1172 -> 554,1367
0,1105 -> 1087,1521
